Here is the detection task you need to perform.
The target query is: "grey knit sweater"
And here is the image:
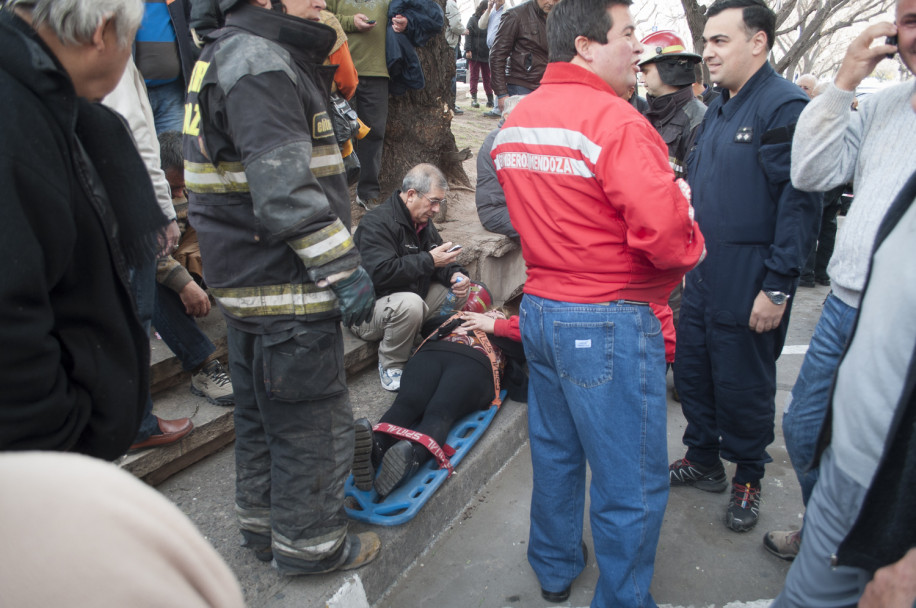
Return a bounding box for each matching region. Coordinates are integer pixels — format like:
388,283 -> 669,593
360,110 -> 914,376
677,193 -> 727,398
791,80 -> 916,308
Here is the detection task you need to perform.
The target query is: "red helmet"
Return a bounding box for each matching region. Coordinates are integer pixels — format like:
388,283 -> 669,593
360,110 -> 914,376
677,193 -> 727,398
638,31 -> 701,67
461,281 -> 493,314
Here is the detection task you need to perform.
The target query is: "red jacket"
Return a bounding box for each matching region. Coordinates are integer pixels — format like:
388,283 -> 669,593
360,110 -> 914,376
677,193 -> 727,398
493,315 -> 521,342
492,62 -> 705,305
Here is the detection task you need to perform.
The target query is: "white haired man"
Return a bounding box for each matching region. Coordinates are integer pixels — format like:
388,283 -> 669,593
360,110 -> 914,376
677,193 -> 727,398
0,0 -> 169,459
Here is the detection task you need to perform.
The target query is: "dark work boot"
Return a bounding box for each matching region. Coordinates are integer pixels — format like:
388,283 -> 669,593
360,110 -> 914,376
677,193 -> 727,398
471,95 -> 480,108
375,440 -> 421,498
486,93 -> 494,107
352,418 -> 375,491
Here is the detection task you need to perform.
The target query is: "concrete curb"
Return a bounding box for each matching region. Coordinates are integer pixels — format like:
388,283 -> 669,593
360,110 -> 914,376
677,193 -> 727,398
259,396 -> 530,607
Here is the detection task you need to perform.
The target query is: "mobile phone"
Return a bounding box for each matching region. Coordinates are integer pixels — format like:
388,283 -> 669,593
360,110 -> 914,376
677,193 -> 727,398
447,244 -> 462,253
366,19 -> 377,24
886,34 -> 898,59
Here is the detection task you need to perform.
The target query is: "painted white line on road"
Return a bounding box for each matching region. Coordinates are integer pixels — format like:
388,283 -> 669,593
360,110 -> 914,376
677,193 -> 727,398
781,344 -> 809,356
658,602 -> 774,608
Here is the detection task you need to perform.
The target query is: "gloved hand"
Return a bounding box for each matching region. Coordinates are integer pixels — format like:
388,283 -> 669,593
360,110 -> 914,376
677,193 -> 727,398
330,266 -> 376,327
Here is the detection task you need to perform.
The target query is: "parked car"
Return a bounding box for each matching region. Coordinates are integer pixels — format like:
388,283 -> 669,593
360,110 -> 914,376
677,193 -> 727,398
456,57 -> 467,84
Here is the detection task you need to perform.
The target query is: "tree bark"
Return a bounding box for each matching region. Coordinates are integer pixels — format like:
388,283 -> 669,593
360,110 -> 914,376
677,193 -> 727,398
379,2 -> 470,200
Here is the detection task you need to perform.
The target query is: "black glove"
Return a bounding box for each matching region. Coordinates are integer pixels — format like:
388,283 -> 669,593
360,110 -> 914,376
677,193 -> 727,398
330,266 -> 375,327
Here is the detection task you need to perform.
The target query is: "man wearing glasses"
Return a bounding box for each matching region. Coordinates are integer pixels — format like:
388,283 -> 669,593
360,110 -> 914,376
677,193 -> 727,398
352,164 -> 470,391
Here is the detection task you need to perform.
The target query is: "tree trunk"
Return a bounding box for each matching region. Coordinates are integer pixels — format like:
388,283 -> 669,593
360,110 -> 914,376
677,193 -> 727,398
379,5 -> 470,201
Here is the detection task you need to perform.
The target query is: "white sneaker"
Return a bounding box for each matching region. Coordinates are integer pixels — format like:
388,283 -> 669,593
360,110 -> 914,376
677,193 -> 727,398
378,364 -> 402,392
190,360 -> 235,406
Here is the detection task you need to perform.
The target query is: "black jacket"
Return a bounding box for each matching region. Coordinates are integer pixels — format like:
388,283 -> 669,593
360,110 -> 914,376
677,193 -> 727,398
832,171 -> 916,573
646,86 -> 706,179
0,11 -> 163,460
354,191 -> 465,299
464,13 -> 489,62
385,0 -> 443,95
168,0 -> 201,87
184,5 -> 360,333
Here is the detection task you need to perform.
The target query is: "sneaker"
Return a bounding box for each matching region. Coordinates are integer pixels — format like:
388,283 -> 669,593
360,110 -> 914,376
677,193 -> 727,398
352,418 -> 376,491
378,364 -> 402,391
763,529 -> 801,560
669,457 -> 728,492
453,105 -> 464,115
190,360 -> 234,406
483,108 -> 501,118
726,481 -> 761,532
356,196 -> 380,211
375,440 -> 420,498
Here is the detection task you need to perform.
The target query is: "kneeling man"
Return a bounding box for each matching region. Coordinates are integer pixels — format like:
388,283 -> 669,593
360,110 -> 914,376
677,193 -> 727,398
352,164 -> 470,391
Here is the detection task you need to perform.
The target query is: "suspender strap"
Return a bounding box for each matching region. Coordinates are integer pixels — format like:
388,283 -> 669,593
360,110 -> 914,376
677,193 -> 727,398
415,314 -> 503,408
472,328 -> 502,407
373,423 -> 456,476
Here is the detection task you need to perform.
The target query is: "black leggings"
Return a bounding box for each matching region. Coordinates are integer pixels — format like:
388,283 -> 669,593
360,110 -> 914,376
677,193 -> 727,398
377,349 -> 494,464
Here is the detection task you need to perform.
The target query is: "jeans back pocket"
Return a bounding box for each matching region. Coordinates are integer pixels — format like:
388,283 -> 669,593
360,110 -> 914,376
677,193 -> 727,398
554,321 -> 614,388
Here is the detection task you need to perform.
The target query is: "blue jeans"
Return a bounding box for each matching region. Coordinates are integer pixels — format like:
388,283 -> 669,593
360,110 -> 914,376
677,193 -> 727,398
146,79 -> 186,135
520,295 -> 668,608
772,448 -> 870,608
153,284 -> 215,372
506,83 -> 535,96
129,258 -> 160,441
782,293 -> 857,504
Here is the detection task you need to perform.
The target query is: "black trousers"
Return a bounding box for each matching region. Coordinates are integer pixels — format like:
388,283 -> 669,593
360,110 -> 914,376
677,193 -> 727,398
802,185 -> 844,282
378,347 -> 493,462
350,76 -> 388,201
674,276 -> 790,484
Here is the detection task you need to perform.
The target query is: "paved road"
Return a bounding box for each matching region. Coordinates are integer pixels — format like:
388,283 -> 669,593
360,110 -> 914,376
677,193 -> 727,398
379,282 -> 832,608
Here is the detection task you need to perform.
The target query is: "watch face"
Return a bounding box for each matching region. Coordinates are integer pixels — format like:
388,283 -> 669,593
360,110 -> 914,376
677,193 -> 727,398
766,291 -> 787,305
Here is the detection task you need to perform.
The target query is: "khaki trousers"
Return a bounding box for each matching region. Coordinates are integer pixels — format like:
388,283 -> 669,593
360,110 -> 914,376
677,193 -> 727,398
350,283 -> 467,370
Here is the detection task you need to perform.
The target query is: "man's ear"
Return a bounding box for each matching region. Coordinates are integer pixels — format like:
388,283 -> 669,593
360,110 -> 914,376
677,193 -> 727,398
574,35 -> 591,62
91,17 -> 110,50
750,29 -> 768,57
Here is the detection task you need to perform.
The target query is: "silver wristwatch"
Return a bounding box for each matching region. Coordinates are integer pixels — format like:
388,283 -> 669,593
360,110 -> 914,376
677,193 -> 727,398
764,290 -> 790,305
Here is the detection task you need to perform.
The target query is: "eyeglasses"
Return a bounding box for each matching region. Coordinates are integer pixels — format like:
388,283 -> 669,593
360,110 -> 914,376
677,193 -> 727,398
418,192 -> 447,206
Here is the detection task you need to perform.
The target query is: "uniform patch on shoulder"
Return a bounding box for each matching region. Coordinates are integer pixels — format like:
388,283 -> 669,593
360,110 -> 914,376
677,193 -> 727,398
312,111 -> 334,140
734,126 -> 753,143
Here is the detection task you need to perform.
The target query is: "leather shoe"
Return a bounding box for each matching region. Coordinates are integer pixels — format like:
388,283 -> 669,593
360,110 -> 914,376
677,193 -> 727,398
130,416 -> 193,451
540,541 -> 588,603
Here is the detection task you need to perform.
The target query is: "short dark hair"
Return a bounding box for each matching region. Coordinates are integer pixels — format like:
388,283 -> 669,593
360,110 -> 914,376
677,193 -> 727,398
547,0 -> 632,63
706,0 -> 776,50
158,130 -> 184,172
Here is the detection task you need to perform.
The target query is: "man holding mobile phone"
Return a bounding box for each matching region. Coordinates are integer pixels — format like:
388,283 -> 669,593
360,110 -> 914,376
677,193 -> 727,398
764,0 -> 916,568
327,0 -> 408,210
351,164 -> 470,391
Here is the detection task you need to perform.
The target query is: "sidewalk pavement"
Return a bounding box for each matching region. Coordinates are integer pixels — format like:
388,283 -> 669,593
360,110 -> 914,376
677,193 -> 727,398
157,282 -> 830,607
378,284 -> 832,608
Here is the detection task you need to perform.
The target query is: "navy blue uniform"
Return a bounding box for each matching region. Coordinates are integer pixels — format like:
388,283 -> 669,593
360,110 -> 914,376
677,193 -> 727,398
675,63 -> 821,484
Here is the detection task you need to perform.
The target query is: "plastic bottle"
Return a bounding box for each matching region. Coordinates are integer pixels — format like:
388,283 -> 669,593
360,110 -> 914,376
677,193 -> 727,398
439,289 -> 460,318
